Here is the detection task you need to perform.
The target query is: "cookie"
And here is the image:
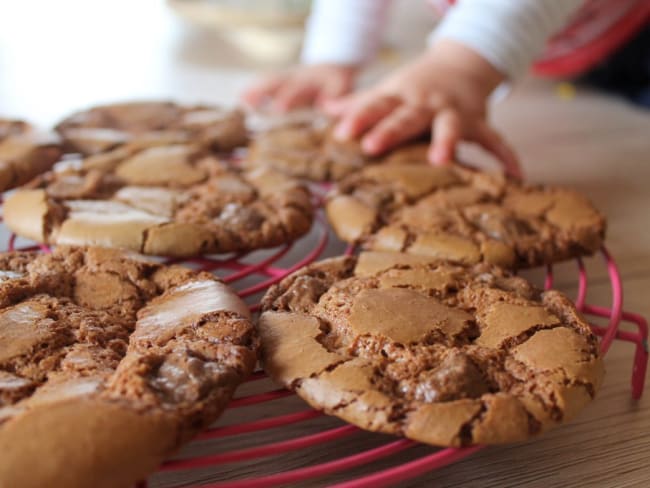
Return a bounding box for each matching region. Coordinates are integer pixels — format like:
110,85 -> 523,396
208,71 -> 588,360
0,118 -> 62,192
0,118 -> 30,140
3,143 -> 313,257
258,251 -> 604,447
55,101 -> 247,155
0,246 -> 258,488
245,121 -> 372,181
245,109 -> 329,134
326,156 -> 606,268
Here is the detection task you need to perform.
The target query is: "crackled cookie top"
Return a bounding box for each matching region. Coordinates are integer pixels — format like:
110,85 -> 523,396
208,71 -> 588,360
55,101 -> 247,155
3,143 -> 313,257
0,118 -> 62,192
245,119 -> 375,181
0,119 -> 31,140
0,247 -> 258,487
326,156 -> 606,269
259,252 -> 604,447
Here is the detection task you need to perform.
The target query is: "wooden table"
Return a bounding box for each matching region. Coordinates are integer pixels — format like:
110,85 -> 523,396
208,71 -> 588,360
1,1 -> 648,486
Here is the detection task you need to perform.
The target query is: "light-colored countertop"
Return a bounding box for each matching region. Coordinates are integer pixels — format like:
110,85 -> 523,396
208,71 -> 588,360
1,1 -> 649,487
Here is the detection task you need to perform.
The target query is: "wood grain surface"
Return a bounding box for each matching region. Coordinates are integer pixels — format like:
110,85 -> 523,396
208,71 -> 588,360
0,2 -> 648,487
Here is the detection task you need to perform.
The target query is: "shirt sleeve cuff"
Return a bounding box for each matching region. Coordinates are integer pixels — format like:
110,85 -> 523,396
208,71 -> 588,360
301,0 -> 392,65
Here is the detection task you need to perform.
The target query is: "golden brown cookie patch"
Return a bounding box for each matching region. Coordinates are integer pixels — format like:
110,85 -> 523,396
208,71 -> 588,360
114,145 -> 207,187
363,164 -> 459,198
325,196 -> 377,243
245,123 -> 368,182
476,303 -> 560,348
348,289 -> 472,343
377,267 -> 457,292
258,312 -> 343,385
408,232 -> 481,264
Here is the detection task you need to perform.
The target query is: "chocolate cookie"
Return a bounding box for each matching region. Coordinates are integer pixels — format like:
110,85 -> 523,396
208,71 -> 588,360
55,101 -> 247,155
0,118 -> 62,192
244,121 -> 371,181
0,118 -> 30,139
326,157 -> 606,268
0,246 -> 258,488
259,252 -> 604,447
3,143 -> 313,256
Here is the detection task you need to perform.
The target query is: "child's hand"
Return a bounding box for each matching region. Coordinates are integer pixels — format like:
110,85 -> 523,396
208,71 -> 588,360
242,64 -> 358,113
324,40 -> 521,178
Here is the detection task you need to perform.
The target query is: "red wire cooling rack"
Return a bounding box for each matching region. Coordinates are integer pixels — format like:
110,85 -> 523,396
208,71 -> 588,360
147,243 -> 648,488
1,197 -> 647,488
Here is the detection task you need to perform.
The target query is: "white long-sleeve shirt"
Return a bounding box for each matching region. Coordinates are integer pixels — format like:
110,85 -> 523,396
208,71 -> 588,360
301,0 -> 584,79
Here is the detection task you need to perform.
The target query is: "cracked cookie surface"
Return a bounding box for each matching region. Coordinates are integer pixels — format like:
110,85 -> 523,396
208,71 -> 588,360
245,120 -> 376,182
0,118 -> 62,192
0,246 -> 258,488
3,143 -> 313,256
259,251 -> 604,446
55,101 -> 247,155
326,153 -> 606,269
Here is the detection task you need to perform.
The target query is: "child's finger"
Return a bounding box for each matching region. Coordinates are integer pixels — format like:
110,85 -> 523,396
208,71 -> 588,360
241,76 -> 285,107
272,83 -> 320,112
429,108 -> 462,165
473,122 -> 523,180
334,95 -> 401,140
316,77 -> 353,106
321,95 -> 356,116
360,105 -> 431,154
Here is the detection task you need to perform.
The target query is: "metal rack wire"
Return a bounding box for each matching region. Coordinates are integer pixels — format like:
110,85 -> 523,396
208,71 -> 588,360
1,196 -> 647,488
148,241 -> 647,488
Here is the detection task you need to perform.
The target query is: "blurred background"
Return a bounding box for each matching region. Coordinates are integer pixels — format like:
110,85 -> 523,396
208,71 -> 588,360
0,0 -> 436,126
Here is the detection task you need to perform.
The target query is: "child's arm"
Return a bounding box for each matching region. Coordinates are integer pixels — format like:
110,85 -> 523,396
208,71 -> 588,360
242,0 -> 392,111
328,0 -> 584,176
325,39 -> 518,174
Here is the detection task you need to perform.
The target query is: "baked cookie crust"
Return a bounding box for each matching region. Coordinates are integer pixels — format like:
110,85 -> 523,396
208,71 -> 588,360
0,118 -> 62,192
0,246 -> 258,488
326,155 -> 606,268
3,143 -> 313,257
55,101 -> 247,155
258,251 -> 604,447
244,122 -> 372,182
